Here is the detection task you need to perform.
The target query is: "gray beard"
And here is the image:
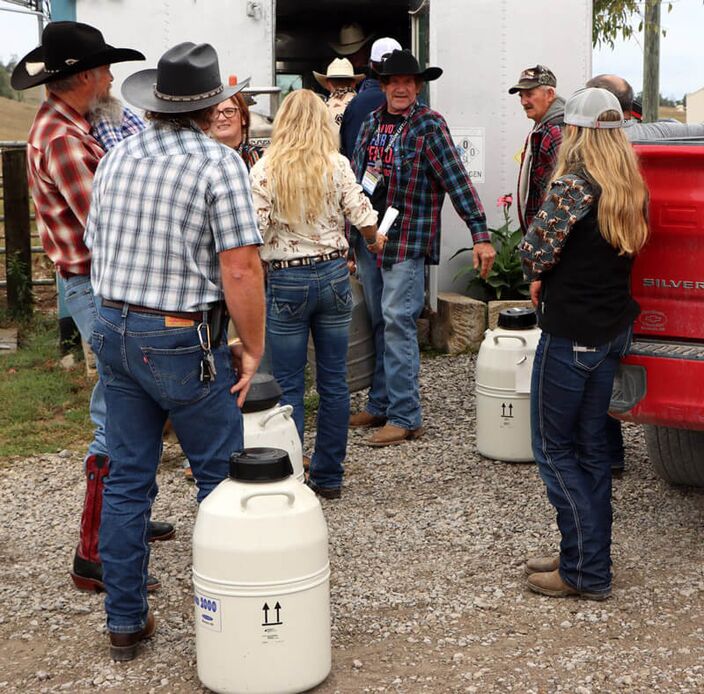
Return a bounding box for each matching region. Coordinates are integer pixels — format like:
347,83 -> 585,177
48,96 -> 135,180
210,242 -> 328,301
87,95 -> 124,126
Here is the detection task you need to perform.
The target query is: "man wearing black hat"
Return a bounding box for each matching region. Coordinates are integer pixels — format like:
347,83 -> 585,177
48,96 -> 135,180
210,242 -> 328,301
349,49 -> 495,447
509,64 -> 565,234
11,21 -> 175,594
84,42 -> 265,660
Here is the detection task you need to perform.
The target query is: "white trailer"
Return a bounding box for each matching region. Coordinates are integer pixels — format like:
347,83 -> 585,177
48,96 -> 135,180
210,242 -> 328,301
57,0 -> 592,293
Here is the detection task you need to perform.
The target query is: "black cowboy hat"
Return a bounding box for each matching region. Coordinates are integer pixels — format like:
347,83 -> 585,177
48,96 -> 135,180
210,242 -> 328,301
11,21 -> 144,91
376,49 -> 442,82
122,42 -> 248,114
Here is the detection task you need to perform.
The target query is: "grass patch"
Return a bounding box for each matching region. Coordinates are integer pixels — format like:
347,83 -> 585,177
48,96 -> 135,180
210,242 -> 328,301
0,314 -> 93,457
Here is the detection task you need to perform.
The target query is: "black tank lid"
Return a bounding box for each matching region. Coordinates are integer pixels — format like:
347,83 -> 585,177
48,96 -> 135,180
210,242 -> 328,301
229,448 -> 293,482
241,373 -> 282,413
497,307 -> 537,330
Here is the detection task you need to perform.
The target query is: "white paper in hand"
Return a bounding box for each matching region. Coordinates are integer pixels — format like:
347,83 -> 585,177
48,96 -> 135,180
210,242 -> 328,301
378,207 -> 399,236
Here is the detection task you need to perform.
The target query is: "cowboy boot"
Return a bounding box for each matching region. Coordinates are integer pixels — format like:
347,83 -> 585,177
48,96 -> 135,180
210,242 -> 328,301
70,455 -> 167,592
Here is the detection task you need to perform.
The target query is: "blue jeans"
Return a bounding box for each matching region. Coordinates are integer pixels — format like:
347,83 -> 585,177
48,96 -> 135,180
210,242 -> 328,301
355,237 -> 425,430
92,305 -> 243,633
266,258 -> 352,490
63,275 -> 108,459
531,328 -> 631,596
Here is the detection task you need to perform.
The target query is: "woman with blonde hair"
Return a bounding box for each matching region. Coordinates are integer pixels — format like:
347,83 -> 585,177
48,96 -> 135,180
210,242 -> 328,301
519,87 -> 649,600
250,89 -> 384,499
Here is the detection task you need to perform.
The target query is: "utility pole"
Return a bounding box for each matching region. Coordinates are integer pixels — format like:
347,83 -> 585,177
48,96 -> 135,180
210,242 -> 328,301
642,0 -> 661,123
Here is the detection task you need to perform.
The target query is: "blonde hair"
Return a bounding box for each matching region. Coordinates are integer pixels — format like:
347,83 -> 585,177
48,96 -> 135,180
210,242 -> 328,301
265,90 -> 338,224
552,110 -> 649,255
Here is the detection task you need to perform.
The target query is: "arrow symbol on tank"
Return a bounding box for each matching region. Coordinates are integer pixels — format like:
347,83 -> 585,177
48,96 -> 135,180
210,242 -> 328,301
508,404 -> 513,417
262,603 -> 270,625
275,602 -> 282,622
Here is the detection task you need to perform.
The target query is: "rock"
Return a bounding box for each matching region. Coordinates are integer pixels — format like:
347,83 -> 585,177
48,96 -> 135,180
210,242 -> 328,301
430,292 -> 486,353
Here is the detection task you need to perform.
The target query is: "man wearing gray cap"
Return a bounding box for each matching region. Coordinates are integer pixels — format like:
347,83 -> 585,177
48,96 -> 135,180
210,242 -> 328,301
85,42 -> 265,660
509,64 -> 565,234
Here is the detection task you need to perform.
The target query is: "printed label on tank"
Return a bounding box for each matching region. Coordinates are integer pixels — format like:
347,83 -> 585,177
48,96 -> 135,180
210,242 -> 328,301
261,601 -> 285,646
194,592 -> 222,632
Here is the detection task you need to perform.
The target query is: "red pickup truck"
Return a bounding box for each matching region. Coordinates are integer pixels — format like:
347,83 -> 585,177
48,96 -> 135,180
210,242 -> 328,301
611,140 -> 704,486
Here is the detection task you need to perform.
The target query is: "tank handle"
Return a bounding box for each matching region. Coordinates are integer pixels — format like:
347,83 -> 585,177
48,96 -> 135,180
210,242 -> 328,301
493,335 -> 527,346
258,404 -> 294,427
240,490 -> 296,509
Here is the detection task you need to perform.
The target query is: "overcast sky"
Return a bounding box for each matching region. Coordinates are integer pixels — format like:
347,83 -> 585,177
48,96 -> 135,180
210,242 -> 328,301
1,0 -> 703,98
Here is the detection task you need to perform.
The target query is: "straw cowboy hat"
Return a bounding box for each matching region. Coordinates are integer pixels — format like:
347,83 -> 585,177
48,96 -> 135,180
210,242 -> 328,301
329,23 -> 374,56
313,58 -> 364,89
11,21 -> 144,91
377,49 -> 443,82
122,42 -> 248,114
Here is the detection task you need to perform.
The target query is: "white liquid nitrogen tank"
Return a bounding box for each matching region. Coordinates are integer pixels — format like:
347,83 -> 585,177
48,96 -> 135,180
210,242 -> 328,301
475,308 -> 541,462
192,448 -> 331,694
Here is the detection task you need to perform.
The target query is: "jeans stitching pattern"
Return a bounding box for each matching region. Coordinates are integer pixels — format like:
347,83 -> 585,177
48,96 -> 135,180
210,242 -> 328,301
537,333 -> 586,591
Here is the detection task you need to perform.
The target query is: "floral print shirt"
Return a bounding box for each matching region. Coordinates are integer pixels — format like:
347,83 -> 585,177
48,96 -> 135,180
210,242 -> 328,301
519,174 -> 596,281
249,152 -> 377,263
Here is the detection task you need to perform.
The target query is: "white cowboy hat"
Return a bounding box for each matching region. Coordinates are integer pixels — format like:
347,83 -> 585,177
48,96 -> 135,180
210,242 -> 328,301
313,58 -> 364,89
329,23 -> 374,56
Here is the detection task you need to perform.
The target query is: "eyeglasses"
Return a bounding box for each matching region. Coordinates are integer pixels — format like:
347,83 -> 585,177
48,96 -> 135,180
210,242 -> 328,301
212,106 -> 240,120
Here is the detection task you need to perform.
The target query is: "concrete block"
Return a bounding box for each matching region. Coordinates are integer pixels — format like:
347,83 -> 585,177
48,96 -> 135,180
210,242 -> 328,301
430,292 -> 487,354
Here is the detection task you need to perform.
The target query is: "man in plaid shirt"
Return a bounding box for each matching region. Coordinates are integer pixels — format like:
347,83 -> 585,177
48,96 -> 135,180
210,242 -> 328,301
509,64 -> 565,234
11,22 -> 174,594
350,49 -> 495,447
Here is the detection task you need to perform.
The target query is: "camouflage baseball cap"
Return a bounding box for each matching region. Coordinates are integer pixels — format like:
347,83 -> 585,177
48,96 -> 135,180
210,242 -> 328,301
508,64 -> 557,94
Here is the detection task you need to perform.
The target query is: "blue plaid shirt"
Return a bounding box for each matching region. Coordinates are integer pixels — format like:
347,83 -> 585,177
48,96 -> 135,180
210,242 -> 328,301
90,106 -> 145,152
85,122 -> 262,312
352,102 -> 489,266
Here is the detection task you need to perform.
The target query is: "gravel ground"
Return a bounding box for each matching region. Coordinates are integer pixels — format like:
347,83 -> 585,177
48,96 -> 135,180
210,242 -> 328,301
1,352 -> 703,693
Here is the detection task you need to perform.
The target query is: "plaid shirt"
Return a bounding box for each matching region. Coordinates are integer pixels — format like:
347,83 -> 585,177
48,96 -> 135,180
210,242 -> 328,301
26,94 -> 104,277
352,103 -> 488,266
90,106 -> 145,152
517,114 -> 563,234
85,123 -> 262,313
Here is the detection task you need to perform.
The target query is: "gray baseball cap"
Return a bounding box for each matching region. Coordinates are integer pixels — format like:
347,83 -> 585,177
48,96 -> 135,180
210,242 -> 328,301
564,87 -> 624,129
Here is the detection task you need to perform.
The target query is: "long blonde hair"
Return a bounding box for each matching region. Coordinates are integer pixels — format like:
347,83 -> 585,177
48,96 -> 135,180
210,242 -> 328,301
265,89 -> 338,224
552,111 -> 649,255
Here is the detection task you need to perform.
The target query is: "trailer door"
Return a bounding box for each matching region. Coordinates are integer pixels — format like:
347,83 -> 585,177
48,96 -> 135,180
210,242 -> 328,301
75,0 -> 275,112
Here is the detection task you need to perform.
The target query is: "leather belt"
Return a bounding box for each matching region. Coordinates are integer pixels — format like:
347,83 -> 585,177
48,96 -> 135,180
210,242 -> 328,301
102,299 -> 204,321
268,249 -> 344,271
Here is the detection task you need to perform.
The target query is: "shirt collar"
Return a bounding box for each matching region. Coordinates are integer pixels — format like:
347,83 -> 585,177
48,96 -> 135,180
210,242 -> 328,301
46,92 -> 92,136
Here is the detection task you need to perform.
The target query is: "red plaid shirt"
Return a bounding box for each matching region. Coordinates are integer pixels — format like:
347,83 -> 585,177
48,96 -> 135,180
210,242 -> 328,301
27,94 -> 104,277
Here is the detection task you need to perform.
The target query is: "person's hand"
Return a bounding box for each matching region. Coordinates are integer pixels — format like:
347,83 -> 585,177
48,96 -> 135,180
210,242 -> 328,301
228,340 -> 261,407
530,280 -> 542,307
473,241 -> 496,280
346,251 -> 357,275
367,233 -> 387,254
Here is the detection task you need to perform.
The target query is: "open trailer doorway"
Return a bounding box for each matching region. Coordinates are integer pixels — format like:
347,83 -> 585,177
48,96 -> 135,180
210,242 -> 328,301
274,0 -> 428,97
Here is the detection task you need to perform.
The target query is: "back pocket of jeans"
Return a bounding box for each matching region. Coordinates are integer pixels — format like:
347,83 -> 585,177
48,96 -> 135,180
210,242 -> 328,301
330,274 -> 352,313
141,344 -> 210,404
572,343 -> 609,371
269,283 -> 308,319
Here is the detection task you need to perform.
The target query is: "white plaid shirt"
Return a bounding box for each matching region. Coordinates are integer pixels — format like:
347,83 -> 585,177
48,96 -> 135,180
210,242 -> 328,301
85,122 -> 262,312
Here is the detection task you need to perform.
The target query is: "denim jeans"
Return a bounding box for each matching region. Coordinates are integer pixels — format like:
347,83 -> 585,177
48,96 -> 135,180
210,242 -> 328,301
266,258 -> 352,490
63,275 -> 108,459
530,328 -> 632,596
355,238 -> 425,430
92,304 -> 243,633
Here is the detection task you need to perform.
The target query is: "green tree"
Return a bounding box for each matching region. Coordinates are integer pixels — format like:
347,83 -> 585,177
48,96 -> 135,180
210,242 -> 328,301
593,0 -> 675,47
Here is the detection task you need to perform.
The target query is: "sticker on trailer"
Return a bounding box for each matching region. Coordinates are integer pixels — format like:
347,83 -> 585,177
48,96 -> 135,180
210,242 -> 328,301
452,127 -> 485,183
194,592 -> 222,632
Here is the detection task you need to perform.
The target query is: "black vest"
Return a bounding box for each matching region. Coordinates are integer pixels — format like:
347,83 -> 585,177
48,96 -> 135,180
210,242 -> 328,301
537,200 -> 640,346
